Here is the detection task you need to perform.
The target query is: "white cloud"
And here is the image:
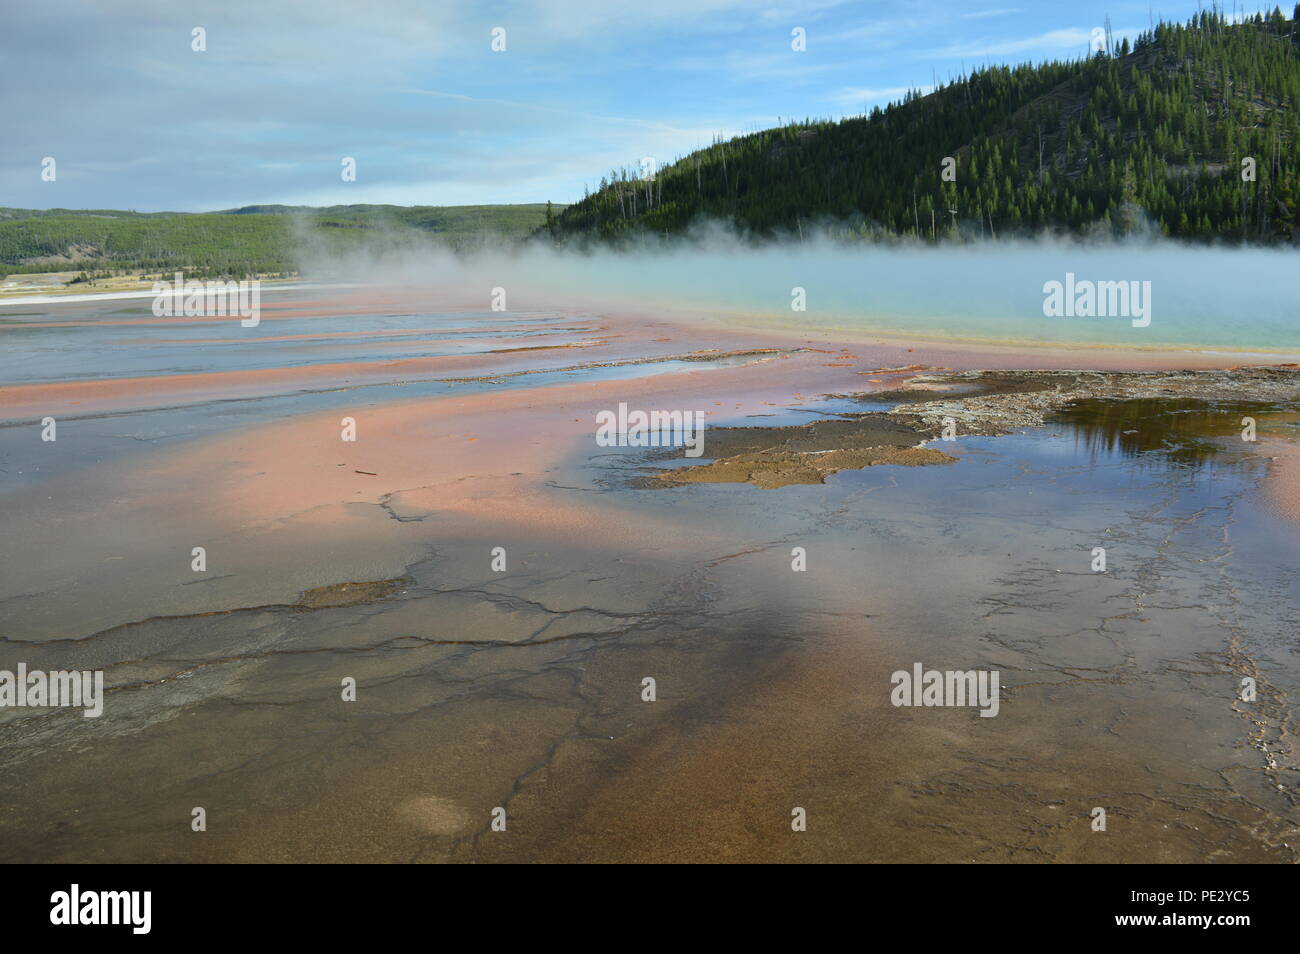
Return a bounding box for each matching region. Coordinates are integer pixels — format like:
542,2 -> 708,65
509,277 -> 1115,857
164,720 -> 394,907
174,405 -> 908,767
825,85 -> 933,109
926,27 -> 1095,59
960,8 -> 1021,19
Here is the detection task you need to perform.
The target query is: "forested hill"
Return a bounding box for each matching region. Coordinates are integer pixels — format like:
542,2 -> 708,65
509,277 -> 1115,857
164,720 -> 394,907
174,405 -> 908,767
549,9 -> 1300,245
0,204 -> 555,279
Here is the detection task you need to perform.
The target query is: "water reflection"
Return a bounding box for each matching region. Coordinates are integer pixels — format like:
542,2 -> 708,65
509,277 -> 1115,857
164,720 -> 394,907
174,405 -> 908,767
1051,398 -> 1290,473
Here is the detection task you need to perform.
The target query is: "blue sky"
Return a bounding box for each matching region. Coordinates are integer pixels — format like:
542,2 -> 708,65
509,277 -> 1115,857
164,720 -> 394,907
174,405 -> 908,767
0,0 -> 1275,211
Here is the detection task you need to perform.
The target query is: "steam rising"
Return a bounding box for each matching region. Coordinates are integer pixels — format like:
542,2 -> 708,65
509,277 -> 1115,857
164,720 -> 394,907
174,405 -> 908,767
290,218 -> 1300,353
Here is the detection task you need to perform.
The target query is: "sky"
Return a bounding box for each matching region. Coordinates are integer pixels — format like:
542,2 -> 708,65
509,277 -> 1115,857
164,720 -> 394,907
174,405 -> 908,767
0,0 -> 1279,212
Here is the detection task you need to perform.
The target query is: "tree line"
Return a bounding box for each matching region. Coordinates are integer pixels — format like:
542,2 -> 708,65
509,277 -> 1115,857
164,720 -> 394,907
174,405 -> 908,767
549,9 -> 1300,245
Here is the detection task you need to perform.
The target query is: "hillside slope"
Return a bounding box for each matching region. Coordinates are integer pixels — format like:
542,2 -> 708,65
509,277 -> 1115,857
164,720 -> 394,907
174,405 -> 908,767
551,10 -> 1300,244
0,204 -> 556,279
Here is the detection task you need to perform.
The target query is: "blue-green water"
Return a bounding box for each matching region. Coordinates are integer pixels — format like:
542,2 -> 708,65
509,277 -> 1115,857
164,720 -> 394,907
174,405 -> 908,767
492,241 -> 1300,352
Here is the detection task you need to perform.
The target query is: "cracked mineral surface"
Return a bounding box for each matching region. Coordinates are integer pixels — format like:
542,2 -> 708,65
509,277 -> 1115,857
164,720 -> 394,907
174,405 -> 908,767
1,288 -> 1297,862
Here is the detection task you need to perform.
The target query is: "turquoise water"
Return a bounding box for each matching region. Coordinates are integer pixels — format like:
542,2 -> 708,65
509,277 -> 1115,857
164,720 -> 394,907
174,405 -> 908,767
510,241 -> 1300,353
7,241 -> 1297,363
